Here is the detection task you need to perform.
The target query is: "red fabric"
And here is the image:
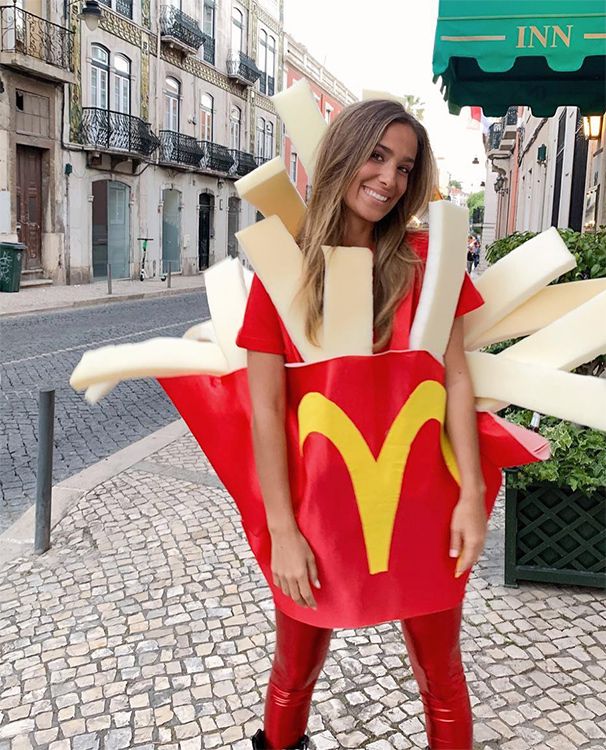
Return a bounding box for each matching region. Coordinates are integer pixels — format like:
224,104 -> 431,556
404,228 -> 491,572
264,603 -> 471,750
236,231 -> 483,359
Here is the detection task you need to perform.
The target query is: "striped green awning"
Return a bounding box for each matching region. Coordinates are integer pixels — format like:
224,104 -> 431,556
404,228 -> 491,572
432,0 -> 606,116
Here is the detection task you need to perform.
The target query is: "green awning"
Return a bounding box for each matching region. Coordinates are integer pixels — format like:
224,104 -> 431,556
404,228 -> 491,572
432,0 -> 606,116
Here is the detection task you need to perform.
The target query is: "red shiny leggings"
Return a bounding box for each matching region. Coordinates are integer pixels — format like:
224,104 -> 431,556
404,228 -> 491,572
264,604 -> 472,750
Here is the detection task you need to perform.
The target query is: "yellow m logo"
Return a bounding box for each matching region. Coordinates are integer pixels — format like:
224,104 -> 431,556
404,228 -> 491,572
298,380 -> 460,575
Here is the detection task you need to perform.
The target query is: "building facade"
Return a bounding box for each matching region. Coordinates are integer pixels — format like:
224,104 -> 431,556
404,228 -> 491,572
2,0 -> 284,286
282,34 -> 356,200
483,104 -> 604,242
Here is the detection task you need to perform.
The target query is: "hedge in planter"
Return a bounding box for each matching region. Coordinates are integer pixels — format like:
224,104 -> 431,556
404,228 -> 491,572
484,228 -> 606,589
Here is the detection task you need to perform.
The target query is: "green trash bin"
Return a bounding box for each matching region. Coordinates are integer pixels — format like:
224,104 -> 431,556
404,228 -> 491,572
0,242 -> 26,293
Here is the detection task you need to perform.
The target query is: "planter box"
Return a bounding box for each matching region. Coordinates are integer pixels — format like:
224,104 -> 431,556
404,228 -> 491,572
504,472 -> 606,589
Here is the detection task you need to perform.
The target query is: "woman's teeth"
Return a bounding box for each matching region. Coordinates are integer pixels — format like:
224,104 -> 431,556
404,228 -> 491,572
364,187 -> 388,203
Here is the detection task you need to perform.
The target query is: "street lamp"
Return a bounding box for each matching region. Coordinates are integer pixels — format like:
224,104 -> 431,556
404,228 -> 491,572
471,156 -> 480,165
582,115 -> 604,141
67,0 -> 102,32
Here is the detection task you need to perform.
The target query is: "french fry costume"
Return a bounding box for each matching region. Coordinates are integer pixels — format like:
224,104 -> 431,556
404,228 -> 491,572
70,80 -> 606,750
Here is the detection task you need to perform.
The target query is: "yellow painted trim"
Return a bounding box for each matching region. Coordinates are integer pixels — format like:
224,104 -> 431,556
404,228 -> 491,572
440,35 -> 507,42
584,32 -> 606,39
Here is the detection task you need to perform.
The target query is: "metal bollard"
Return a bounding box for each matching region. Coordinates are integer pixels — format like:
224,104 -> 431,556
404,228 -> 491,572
34,389 -> 55,555
167,261 -> 172,289
107,263 -> 112,295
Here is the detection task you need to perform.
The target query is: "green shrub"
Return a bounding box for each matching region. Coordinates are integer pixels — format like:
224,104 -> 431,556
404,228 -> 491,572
504,410 -> 606,495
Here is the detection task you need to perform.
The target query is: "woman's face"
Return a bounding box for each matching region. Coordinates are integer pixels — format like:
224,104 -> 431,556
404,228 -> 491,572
343,121 -> 419,226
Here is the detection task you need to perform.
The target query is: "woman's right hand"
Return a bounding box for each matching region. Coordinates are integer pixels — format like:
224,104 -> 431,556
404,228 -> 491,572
270,526 -> 321,609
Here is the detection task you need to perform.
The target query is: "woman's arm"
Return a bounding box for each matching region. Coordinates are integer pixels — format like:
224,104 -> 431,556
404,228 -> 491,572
247,350 -> 320,607
443,317 -> 487,578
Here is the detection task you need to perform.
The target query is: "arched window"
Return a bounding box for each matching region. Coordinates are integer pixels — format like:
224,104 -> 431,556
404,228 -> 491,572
113,54 -> 131,115
258,28 -> 267,76
90,44 -> 109,109
230,105 -> 241,150
256,116 -> 265,159
264,121 -> 274,160
164,77 -> 180,132
200,93 -> 213,142
267,35 -> 276,94
232,7 -> 244,53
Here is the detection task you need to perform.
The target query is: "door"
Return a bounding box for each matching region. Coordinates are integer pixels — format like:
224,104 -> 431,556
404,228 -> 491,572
162,189 -> 181,273
198,193 -> 213,270
227,197 -> 240,258
16,146 -> 43,270
92,180 -> 130,279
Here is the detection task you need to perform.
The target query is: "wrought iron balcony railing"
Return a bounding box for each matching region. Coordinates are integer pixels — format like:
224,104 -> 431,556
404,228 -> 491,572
259,75 -> 275,97
487,122 -> 503,152
159,130 -> 204,167
255,155 -> 271,167
160,5 -> 204,52
503,106 -> 518,127
199,141 -> 234,173
80,108 -> 160,156
229,149 -> 257,177
0,5 -> 73,71
226,50 -> 262,85
201,32 -> 215,65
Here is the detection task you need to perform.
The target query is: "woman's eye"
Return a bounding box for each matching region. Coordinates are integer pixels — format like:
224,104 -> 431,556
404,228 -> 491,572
399,166 -> 410,174
371,152 -> 383,161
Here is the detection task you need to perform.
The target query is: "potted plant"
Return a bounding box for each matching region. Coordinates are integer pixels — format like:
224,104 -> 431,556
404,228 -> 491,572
484,228 -> 606,589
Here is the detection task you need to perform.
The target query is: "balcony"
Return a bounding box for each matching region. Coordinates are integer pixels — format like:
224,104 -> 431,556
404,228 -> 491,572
258,75 -> 275,97
0,5 -> 74,83
201,32 -> 215,65
229,150 -> 258,177
487,122 -> 503,156
160,5 -> 204,54
199,141 -> 234,173
80,108 -> 160,158
500,105 -> 518,146
159,130 -> 204,168
255,156 -> 271,167
226,50 -> 262,86
114,0 -> 133,19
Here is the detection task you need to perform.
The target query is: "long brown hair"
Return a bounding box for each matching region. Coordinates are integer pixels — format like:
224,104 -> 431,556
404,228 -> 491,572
297,99 -> 436,351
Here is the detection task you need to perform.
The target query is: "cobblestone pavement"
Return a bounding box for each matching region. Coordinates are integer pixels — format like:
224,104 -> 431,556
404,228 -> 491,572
0,294 -> 208,533
0,432 -> 604,750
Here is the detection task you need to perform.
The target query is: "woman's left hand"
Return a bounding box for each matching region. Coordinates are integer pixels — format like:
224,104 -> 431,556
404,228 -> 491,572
449,487 -> 487,578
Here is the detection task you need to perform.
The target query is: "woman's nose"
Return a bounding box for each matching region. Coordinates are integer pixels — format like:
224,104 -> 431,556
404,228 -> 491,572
378,165 -> 397,189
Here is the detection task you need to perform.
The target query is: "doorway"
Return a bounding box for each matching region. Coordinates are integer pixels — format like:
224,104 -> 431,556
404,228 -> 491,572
16,145 -> 43,271
162,188 -> 181,273
198,192 -> 214,270
227,197 -> 240,258
92,180 -> 131,279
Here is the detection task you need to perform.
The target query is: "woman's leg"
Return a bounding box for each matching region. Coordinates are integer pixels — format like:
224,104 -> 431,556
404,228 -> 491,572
264,608 -> 332,749
400,604 -> 472,750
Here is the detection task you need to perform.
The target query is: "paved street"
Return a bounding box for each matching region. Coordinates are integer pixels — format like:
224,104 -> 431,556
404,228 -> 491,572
0,429 -> 604,750
0,293 -> 209,534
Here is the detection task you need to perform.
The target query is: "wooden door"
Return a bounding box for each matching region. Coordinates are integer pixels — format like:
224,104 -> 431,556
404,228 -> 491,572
16,146 -> 43,270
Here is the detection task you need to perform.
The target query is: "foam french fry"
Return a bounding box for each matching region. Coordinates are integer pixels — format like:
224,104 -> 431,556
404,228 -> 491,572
235,157 -> 307,237
467,351 -> 606,432
322,245 -> 373,357
464,228 -> 576,349
236,216 -> 326,362
242,265 -> 253,294
183,320 -> 216,342
204,258 -> 248,371
70,338 -> 229,391
409,201 -> 468,357
478,290 -> 606,411
85,381 -> 119,404
472,278 -> 606,348
272,79 -> 328,179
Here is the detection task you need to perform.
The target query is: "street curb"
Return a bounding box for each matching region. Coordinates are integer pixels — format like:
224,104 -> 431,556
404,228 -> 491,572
0,284 -> 205,320
0,419 -> 189,568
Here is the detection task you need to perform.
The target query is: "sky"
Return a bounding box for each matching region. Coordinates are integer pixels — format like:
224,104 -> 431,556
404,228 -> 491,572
283,0 -> 486,193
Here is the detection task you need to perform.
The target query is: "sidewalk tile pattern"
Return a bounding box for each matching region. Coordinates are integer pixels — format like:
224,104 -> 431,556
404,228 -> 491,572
0,434 -> 605,749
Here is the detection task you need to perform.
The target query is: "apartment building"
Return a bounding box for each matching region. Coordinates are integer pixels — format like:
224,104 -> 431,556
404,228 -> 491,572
3,0 -> 283,285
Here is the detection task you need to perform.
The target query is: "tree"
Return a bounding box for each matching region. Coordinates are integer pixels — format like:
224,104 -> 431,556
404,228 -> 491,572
448,179 -> 462,190
468,190 -> 485,226
402,95 -> 425,122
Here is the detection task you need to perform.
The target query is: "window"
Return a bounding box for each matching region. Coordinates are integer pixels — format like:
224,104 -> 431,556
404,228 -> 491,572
113,54 -> 131,115
256,116 -> 265,158
232,7 -> 244,53
164,77 -> 180,131
267,35 -> 276,94
230,106 -> 241,150
90,44 -> 109,110
257,30 -> 276,95
203,0 -> 215,37
324,104 -> 333,124
200,93 -> 213,142
264,121 -> 274,160
290,151 -> 297,182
